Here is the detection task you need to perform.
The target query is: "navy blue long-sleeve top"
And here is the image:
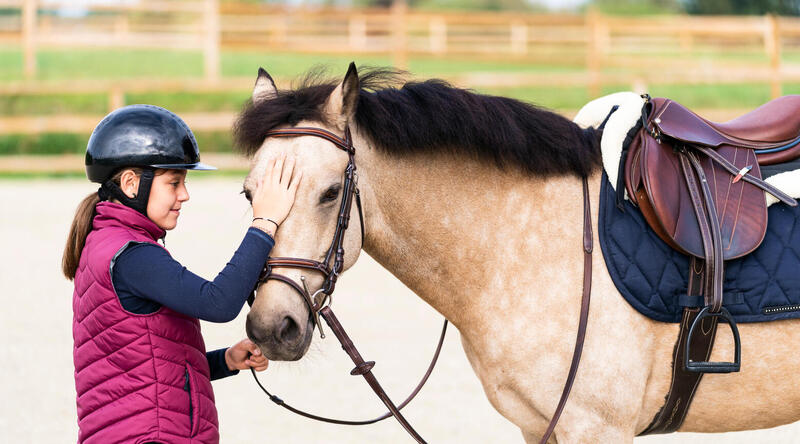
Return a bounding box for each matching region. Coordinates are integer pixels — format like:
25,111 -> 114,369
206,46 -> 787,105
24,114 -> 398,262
111,227 -> 274,380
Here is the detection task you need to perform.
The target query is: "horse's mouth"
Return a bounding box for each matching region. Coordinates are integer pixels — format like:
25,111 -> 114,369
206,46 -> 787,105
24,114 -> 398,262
247,316 -> 315,361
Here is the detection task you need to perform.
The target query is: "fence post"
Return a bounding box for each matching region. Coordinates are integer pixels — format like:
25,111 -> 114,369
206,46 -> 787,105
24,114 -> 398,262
22,0 -> 37,78
349,15 -> 367,52
429,16 -> 446,55
204,0 -> 220,83
765,14 -> 781,99
109,86 -> 125,111
510,20 -> 527,55
679,27 -> 693,53
585,8 -> 603,99
391,0 -> 408,70
114,13 -> 130,38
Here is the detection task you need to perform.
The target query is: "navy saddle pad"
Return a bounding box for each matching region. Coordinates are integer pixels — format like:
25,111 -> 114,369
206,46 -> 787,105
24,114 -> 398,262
599,172 -> 800,323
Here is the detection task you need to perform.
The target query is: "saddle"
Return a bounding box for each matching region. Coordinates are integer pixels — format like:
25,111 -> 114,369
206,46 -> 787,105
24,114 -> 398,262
624,95 -> 800,434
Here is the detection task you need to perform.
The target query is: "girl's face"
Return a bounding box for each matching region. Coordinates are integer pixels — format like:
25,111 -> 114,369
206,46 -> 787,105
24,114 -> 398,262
147,169 -> 189,231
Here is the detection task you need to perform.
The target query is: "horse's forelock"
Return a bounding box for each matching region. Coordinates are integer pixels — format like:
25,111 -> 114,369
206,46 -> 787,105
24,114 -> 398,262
233,67 -> 407,158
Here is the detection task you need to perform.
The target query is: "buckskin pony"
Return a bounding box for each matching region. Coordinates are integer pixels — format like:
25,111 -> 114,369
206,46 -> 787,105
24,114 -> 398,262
233,65 -> 800,443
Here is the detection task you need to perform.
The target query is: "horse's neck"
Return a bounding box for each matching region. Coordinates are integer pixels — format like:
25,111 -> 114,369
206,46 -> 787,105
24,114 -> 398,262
358,146 -> 589,329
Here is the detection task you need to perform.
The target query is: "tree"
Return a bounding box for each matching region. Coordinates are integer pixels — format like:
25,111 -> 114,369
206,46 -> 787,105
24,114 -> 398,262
682,0 -> 800,15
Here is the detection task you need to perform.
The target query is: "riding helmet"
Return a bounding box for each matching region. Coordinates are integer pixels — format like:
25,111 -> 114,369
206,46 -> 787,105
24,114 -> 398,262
85,104 -> 216,183
86,104 -> 216,216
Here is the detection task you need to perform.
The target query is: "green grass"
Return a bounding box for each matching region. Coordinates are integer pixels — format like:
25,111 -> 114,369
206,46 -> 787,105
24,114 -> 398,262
480,83 -> 781,110
0,49 -> 204,82
0,133 -> 88,155
1,48 -> 574,83
221,51 -> 394,78
125,91 -> 250,113
0,93 -> 109,116
643,84 -> 774,108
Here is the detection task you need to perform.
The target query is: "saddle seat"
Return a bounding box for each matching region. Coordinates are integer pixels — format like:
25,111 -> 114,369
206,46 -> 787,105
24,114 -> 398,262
654,96 -> 800,165
712,95 -> 800,143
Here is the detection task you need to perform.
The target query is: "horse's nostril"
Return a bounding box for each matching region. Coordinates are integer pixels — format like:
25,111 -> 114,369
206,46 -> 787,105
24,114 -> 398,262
278,316 -> 300,343
246,317 -> 268,344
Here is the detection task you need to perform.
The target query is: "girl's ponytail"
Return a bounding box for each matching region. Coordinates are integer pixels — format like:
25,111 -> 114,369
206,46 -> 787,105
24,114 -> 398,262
62,192 -> 100,280
62,168 -> 142,280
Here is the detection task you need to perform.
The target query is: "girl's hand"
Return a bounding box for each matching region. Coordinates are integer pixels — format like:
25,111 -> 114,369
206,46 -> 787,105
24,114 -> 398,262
252,153 -> 302,226
225,338 -> 269,372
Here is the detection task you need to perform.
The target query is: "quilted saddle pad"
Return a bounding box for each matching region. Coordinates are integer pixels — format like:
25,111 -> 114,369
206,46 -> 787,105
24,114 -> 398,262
599,172 -> 800,323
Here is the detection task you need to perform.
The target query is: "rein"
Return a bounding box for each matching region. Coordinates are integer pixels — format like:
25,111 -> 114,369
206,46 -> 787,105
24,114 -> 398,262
247,125 -> 594,443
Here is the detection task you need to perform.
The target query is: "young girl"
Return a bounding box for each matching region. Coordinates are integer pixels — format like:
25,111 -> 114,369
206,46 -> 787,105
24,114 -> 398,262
62,104 -> 301,444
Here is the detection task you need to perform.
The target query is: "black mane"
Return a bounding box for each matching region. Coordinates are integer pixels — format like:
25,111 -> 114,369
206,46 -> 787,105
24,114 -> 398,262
234,68 -> 601,177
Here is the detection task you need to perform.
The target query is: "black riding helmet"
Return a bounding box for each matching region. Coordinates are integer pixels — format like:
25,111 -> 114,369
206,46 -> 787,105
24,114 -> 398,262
86,104 -> 216,215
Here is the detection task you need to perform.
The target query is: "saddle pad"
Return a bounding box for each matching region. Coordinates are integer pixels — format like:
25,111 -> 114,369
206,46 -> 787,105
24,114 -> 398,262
599,172 -> 800,323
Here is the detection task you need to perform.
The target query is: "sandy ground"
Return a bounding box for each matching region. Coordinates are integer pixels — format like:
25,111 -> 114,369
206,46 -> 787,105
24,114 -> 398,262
2,177 -> 799,443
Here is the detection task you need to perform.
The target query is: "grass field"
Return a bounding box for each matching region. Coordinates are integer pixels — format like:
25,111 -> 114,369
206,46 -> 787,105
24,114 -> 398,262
1,47 -> 797,157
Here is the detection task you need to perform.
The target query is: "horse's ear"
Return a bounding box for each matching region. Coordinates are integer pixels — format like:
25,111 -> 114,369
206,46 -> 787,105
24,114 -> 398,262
252,67 -> 277,104
324,62 -> 359,130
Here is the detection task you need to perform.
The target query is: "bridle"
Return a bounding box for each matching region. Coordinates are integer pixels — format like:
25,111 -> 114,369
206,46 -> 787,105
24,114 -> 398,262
247,126 -> 365,338
245,125 -> 595,444
246,125 -> 446,443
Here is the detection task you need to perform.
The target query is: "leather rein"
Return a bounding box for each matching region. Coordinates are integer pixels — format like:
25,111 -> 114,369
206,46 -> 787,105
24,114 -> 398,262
246,126 -> 594,443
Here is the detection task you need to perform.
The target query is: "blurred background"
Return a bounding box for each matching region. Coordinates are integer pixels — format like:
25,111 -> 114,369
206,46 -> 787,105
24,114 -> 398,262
4,0 -> 800,443
2,0 -> 800,175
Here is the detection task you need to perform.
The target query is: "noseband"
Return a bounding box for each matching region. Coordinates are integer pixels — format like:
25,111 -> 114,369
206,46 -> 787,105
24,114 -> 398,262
247,126 -> 365,338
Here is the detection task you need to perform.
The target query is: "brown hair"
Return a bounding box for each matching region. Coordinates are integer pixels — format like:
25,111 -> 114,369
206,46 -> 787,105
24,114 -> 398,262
62,168 -> 142,280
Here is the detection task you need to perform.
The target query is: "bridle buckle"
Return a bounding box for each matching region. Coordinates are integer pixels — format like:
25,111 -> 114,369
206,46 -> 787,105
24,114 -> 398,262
301,276 -> 330,339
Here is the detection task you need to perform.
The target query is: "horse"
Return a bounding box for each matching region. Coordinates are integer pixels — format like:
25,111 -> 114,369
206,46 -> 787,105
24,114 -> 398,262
232,64 -> 800,442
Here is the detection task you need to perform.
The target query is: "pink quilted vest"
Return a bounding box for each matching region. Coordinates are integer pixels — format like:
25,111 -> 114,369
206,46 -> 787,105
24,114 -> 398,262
72,202 -> 219,444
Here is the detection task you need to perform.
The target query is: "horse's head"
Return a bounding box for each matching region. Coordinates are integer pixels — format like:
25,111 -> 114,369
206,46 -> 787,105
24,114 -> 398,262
238,64 -> 365,361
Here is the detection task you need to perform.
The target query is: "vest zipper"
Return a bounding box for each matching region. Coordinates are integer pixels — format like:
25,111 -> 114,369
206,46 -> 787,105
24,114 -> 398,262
184,368 -> 193,433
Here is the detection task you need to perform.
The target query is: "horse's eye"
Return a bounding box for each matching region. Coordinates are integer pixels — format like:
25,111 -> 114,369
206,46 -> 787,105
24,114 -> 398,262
320,186 -> 340,203
241,189 -> 252,203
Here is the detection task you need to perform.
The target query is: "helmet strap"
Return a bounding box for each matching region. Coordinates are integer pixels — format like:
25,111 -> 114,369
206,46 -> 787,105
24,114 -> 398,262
97,168 -> 155,217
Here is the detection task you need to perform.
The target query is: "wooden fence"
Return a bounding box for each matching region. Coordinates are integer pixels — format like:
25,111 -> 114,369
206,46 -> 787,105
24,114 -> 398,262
1,2 -> 796,80
2,1 -> 800,135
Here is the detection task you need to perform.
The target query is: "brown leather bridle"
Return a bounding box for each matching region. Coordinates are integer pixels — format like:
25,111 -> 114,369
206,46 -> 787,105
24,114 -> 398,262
247,127 -> 365,337
246,125 -> 594,444
247,126 -> 445,443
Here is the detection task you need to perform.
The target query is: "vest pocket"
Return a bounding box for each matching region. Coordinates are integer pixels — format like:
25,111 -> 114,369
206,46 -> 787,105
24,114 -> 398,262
184,365 -> 200,437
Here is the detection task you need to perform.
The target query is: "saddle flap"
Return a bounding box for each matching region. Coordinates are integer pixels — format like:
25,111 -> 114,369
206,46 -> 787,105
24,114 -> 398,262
638,132 -> 768,259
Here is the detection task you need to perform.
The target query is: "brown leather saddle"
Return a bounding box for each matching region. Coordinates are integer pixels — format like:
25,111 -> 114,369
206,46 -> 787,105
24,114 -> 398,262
624,95 -> 800,434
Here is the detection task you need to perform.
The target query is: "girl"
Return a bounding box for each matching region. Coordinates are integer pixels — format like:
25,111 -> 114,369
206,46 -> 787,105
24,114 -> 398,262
62,104 -> 301,444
